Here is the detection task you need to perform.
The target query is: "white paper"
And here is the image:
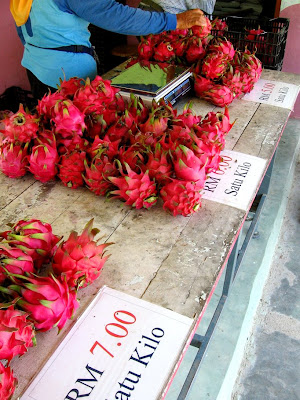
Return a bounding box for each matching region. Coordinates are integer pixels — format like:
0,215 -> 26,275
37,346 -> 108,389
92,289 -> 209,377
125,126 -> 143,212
20,287 -> 193,400
202,150 -> 267,211
242,79 -> 300,110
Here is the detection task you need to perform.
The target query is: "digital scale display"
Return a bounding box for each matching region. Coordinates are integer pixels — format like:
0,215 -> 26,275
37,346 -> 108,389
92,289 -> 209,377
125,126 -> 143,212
111,61 -> 192,105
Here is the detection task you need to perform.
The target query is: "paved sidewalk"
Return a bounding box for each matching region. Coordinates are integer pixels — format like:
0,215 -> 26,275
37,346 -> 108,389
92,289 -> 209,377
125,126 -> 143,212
232,120 -> 300,400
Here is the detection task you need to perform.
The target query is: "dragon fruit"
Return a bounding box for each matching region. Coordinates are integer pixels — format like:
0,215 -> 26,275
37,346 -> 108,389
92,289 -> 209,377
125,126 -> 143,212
177,102 -> 201,128
140,113 -> 169,136
58,151 -> 86,189
201,52 -> 229,81
90,76 -> 119,105
185,37 -> 206,64
37,91 -> 64,122
2,273 -> 79,331
0,142 -> 29,178
28,141 -> 59,183
194,75 -> 214,96
0,246 -> 34,282
57,76 -> 84,98
52,219 -> 111,289
211,17 -> 228,35
0,362 -> 17,400
0,104 -> 39,144
222,65 -> 244,98
88,136 -> 120,160
138,38 -> 154,60
109,162 -> 158,209
171,38 -> 188,58
127,93 -> 149,125
0,219 -> 61,269
160,179 -> 204,217
191,17 -> 212,38
208,38 -> 235,60
0,306 -> 35,362
142,143 -> 172,185
173,145 -> 207,182
199,84 -> 234,107
84,157 -> 118,196
153,42 -> 175,63
52,100 -> 86,138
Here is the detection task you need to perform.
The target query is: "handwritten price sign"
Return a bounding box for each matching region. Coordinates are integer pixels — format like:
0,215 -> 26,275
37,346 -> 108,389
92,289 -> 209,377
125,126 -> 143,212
202,150 -> 267,211
242,79 -> 300,110
21,287 -> 192,400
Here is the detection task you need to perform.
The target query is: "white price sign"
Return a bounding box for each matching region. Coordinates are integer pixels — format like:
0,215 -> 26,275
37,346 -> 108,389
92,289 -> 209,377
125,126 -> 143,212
20,287 -> 193,400
202,150 -> 267,211
242,79 -> 300,110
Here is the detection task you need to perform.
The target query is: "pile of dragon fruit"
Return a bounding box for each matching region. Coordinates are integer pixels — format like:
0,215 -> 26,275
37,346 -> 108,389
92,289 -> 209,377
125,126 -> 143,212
133,16 -> 263,106
0,218 -> 110,399
0,74 -> 233,217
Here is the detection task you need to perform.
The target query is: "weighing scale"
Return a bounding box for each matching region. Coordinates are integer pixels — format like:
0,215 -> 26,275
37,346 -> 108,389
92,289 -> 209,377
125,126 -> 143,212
110,61 -> 192,106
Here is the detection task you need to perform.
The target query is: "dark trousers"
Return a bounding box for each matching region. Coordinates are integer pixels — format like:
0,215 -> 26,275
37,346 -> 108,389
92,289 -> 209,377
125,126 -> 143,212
26,69 -> 56,100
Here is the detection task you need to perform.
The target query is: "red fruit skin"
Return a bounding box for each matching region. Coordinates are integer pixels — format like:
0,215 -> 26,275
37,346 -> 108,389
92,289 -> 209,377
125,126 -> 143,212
0,246 -> 34,282
58,151 -> 86,189
153,42 -> 175,63
28,142 -> 59,183
0,142 -> 29,178
0,362 -> 17,400
0,307 -> 35,362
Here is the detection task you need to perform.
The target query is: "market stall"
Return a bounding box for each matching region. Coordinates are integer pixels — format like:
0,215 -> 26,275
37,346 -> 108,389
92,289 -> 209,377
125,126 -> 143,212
0,65 -> 299,399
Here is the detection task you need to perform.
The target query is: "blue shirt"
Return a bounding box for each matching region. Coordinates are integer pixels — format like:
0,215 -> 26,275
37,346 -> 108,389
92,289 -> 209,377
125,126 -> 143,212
19,0 -> 177,88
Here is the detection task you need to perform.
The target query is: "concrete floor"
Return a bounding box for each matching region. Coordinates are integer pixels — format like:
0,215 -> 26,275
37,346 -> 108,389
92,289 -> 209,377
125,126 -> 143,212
165,117 -> 300,400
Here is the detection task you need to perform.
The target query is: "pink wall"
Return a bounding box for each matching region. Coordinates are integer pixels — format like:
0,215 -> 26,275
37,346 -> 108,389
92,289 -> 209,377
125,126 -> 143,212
280,4 -> 300,118
0,4 -> 30,95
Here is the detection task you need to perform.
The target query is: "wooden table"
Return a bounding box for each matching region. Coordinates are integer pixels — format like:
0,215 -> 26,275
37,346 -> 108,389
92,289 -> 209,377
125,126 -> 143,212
2,69 -> 299,399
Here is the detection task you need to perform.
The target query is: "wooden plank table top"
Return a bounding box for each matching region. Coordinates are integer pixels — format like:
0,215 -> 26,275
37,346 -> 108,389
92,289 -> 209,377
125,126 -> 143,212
2,68 -> 299,399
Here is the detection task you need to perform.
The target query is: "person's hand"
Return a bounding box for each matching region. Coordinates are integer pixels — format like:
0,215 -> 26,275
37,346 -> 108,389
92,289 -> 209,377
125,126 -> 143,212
176,9 -> 207,29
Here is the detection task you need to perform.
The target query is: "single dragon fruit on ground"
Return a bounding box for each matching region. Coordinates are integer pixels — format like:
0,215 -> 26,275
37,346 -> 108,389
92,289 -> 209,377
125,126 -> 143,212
1,273 -> 79,332
52,219 -> 112,289
58,150 -> 86,189
0,104 -> 39,144
0,246 -> 34,284
0,362 -> 17,400
0,306 -> 36,362
0,142 -> 29,178
0,219 -> 61,269
28,141 -> 59,183
109,162 -> 158,210
160,179 -> 204,217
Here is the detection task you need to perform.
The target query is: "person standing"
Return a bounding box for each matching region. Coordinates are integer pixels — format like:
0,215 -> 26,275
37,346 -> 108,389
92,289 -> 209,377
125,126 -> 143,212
10,0 -> 206,99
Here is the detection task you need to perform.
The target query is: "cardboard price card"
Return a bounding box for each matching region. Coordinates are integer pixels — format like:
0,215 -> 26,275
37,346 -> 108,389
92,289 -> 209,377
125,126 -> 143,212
20,287 -> 193,400
202,150 -> 267,211
242,79 -> 300,110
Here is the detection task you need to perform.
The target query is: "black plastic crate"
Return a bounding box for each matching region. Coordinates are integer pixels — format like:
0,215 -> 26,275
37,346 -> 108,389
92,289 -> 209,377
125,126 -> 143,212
0,86 -> 37,113
211,16 -> 290,70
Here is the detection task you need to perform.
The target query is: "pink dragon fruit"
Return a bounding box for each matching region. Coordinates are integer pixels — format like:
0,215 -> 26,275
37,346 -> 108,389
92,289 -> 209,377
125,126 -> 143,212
140,113 -> 169,136
201,52 -> 229,81
173,145 -> 207,182
0,142 -> 29,178
118,145 -> 145,172
0,306 -> 35,362
0,246 -> 34,283
0,362 -> 17,400
88,136 -> 120,160
200,107 -> 233,137
83,157 -> 118,196
191,17 -> 212,38
85,113 -> 108,139
37,91 -> 65,122
109,162 -> 158,209
153,42 -> 175,62
90,76 -> 120,105
0,219 -> 61,269
57,76 -> 84,98
198,83 -> 234,107
52,100 -> 86,138
58,151 -> 86,189
28,141 -> 59,183
185,37 -> 206,64
177,102 -> 201,128
170,38 -> 188,58
52,219 -> 111,289
193,75 -> 214,97
211,17 -> 228,34
138,38 -> 154,60
222,65 -> 244,98
3,273 -> 79,331
142,143 -> 172,185
160,179 -> 204,217
0,104 -> 39,144
127,93 -> 149,125
208,38 -> 235,60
